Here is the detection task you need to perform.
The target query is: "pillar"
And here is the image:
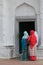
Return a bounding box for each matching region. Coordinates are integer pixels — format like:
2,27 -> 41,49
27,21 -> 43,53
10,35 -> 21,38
40,0 -> 43,47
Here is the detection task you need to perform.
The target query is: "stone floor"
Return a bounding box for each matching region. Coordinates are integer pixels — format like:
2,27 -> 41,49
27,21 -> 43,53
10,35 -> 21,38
0,59 -> 43,65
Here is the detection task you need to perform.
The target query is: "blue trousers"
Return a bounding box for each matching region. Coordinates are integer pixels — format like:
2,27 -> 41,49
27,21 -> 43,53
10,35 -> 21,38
20,47 -> 28,61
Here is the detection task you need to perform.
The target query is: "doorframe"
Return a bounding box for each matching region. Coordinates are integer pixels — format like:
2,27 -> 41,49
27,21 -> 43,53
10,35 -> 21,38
15,17 -> 37,56
19,21 -> 36,53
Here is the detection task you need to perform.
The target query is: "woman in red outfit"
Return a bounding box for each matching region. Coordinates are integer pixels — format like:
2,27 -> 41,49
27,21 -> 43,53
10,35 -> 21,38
27,30 -> 37,61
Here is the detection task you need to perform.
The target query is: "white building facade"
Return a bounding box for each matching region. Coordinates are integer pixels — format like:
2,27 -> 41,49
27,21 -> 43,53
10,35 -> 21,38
0,0 -> 43,59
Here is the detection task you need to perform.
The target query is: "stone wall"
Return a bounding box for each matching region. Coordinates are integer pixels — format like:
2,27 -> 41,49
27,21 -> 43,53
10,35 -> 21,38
0,0 -> 41,59
0,0 -> 3,44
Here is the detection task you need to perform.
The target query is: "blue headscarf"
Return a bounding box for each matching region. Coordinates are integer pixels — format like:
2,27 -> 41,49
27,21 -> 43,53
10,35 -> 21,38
22,31 -> 29,39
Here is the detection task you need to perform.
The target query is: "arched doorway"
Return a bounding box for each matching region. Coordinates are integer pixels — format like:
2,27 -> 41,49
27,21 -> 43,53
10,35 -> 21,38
15,3 -> 37,57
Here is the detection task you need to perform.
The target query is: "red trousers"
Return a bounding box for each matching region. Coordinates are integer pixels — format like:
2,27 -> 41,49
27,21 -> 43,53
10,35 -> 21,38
28,45 -> 37,61
30,56 -> 36,61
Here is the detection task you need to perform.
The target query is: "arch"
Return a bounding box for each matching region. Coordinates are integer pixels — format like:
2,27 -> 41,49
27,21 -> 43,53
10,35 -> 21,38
15,2 -> 36,12
15,2 -> 36,20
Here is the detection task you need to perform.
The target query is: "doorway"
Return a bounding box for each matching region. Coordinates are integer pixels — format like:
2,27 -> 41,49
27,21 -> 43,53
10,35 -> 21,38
19,21 -> 35,53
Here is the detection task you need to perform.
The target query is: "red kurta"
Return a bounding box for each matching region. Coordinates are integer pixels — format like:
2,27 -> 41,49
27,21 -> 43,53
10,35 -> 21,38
27,30 -> 37,49
27,30 -> 37,61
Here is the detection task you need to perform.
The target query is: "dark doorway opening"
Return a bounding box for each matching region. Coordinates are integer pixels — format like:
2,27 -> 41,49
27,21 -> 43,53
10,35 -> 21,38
19,21 -> 35,53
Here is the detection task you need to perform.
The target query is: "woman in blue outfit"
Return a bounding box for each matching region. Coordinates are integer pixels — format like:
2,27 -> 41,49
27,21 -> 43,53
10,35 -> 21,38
20,31 -> 29,61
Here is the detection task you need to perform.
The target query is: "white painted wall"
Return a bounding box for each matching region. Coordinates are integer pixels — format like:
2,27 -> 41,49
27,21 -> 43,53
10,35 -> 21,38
0,0 -> 42,59
0,0 -> 3,45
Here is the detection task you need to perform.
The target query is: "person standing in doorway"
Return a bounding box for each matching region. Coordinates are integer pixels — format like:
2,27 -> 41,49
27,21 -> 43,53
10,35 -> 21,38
20,31 -> 29,61
27,30 -> 37,61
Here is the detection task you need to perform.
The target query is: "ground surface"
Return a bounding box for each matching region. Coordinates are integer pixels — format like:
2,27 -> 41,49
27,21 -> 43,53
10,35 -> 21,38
0,59 -> 43,65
